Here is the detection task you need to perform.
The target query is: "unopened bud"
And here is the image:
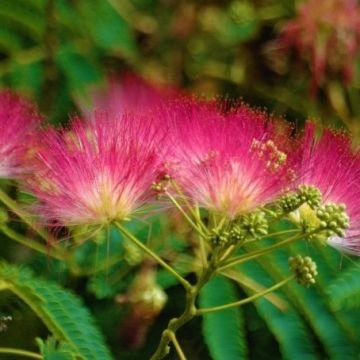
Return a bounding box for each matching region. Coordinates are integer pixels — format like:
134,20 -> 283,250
289,255 -> 318,287
237,210 -> 268,241
316,203 -> 349,237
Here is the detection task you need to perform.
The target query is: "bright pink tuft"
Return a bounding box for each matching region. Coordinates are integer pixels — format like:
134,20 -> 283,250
26,111 -> 166,226
0,91 -> 40,178
297,123 -> 360,254
81,73 -> 179,120
163,100 -> 293,219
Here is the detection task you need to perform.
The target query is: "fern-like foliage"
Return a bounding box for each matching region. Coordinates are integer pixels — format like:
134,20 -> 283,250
0,262 -> 113,360
326,265 -> 360,310
37,337 -> 75,360
249,243 -> 359,359
237,262 -> 319,360
199,276 -> 248,360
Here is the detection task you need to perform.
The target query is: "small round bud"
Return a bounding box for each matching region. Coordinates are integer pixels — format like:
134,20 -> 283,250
289,255 -> 318,287
279,185 -> 322,214
228,225 -> 243,244
298,185 -> 322,209
208,228 -> 230,247
237,210 -> 268,241
316,203 -> 350,237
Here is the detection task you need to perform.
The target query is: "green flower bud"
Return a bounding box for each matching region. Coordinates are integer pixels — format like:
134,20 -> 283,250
279,185 -> 322,214
298,185 -> 322,209
208,228 -> 230,247
237,210 -> 268,241
289,255 -> 318,287
316,203 -> 349,237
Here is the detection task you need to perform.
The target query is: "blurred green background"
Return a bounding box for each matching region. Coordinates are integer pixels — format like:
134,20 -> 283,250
2,1 -> 360,359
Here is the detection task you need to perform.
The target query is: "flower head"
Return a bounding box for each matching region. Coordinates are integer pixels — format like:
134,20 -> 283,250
164,100 -> 293,219
26,111 -> 165,226
280,0 -> 360,93
80,73 -> 178,120
0,91 -> 40,178
296,123 -> 360,254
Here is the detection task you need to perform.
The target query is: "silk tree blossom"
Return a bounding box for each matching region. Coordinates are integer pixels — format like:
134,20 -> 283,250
280,0 -> 360,94
164,101 -> 293,219
80,73 -> 179,120
295,123 -> 360,254
26,112 -> 165,226
0,91 -> 40,178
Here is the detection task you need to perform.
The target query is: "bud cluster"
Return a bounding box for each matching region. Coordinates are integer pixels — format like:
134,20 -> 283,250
289,255 -> 318,287
279,185 -> 322,213
151,174 -> 171,197
208,227 -> 230,247
316,203 -> 350,237
252,139 -> 287,172
237,211 -> 268,241
208,211 -> 268,248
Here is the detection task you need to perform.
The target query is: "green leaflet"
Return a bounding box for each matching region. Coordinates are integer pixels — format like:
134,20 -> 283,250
78,0 -> 138,60
289,241 -> 360,342
199,276 -> 248,360
237,261 -> 318,360
251,243 -> 358,360
37,337 -> 75,360
327,265 -> 360,310
56,45 -> 102,95
0,262 -> 114,360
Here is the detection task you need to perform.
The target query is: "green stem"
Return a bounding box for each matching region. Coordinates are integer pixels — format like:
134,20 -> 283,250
0,225 -> 66,261
197,276 -> 294,314
165,191 -> 208,239
170,181 -> 208,235
115,222 -> 191,290
169,332 -> 187,360
0,188 -> 50,242
218,232 -> 309,272
150,256 -> 216,360
0,347 -> 43,359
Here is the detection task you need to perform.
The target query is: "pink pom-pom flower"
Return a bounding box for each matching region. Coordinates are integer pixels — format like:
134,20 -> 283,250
0,91 -> 40,178
296,123 -> 360,254
80,73 -> 178,120
163,100 -> 293,219
26,111 -> 165,226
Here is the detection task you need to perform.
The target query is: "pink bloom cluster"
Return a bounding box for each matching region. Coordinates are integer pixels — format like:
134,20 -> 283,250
1,75 -> 360,254
280,0 -> 360,93
162,101 -> 292,218
80,73 -> 179,120
0,91 -> 40,178
296,124 -> 360,253
26,112 -> 164,226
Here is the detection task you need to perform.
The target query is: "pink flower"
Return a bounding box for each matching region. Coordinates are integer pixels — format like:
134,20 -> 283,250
297,123 -> 360,254
0,91 -> 40,178
164,100 -> 293,219
80,73 -> 178,120
26,111 -> 165,226
280,0 -> 360,94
